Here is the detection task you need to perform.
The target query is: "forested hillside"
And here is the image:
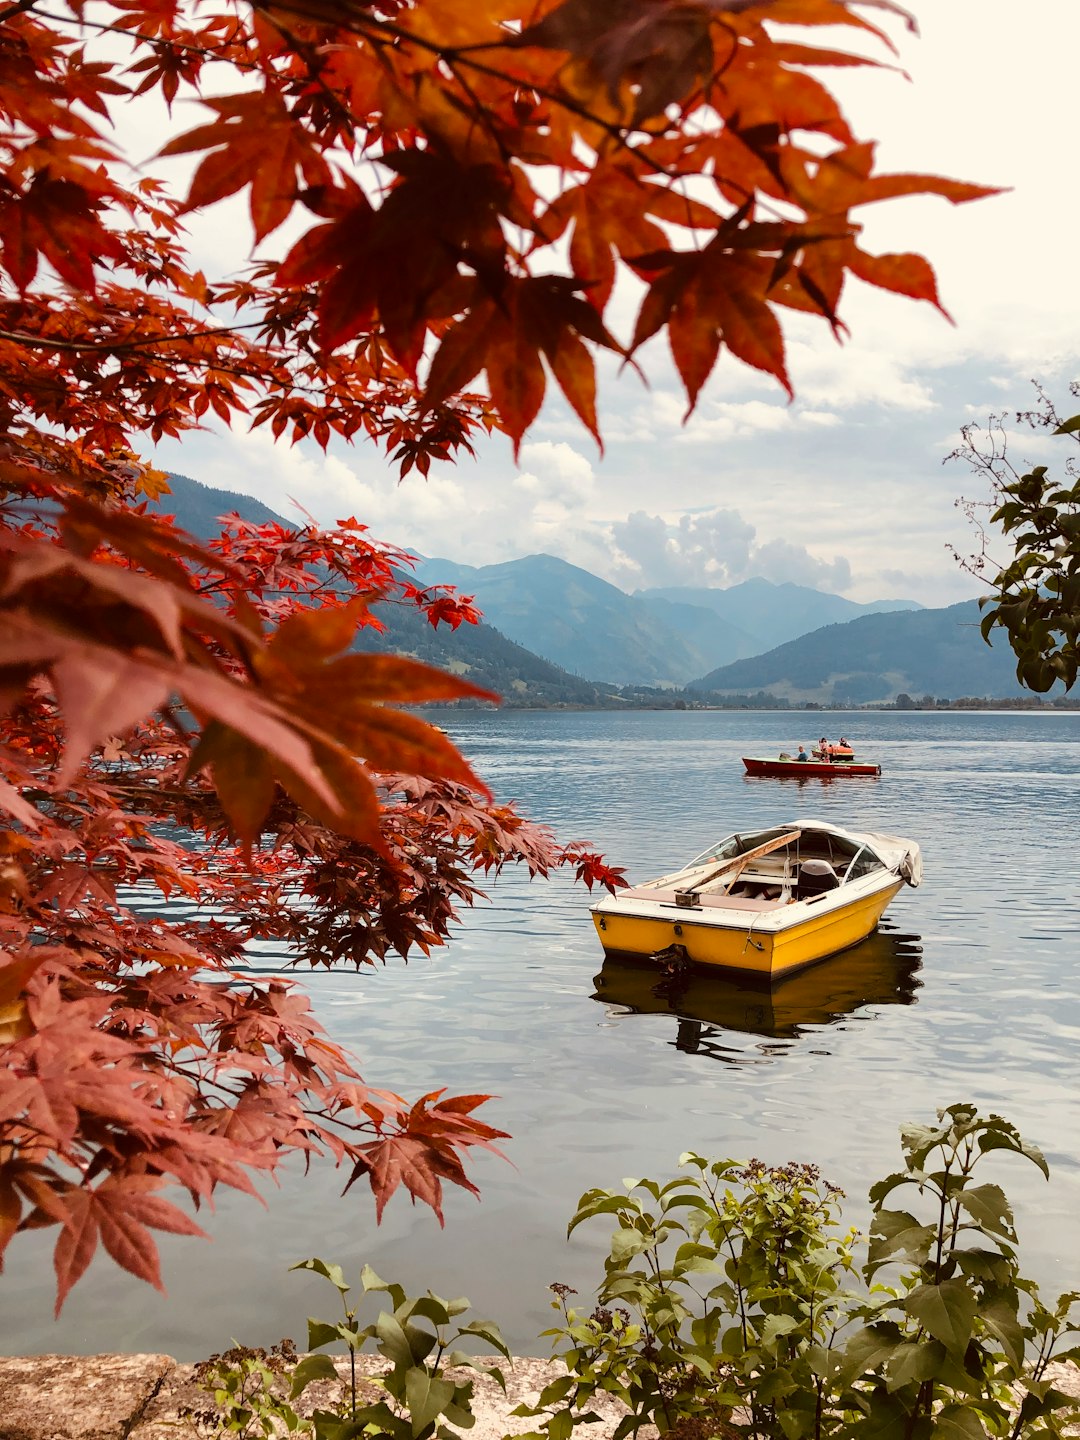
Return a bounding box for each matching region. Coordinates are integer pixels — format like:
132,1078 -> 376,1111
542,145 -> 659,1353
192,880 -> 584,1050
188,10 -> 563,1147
690,602 -> 1036,703
413,553 -> 747,684
157,475 -> 609,706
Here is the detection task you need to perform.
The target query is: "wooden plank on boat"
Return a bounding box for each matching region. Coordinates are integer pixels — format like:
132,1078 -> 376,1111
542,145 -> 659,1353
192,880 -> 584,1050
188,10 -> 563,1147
688,829 -> 801,893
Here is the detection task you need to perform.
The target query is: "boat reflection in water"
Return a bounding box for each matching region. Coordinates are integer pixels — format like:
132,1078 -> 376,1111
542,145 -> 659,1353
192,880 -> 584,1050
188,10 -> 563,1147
591,925 -> 922,1063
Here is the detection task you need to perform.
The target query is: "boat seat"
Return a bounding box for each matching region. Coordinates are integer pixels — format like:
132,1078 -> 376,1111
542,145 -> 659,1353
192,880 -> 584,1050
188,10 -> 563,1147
795,859 -> 839,901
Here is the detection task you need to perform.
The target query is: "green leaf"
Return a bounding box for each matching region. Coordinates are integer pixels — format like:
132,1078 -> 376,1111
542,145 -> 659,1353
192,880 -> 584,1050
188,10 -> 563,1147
720,1325 -> 747,1357
980,1298 -> 1024,1371
377,1311 -> 418,1370
405,1367 -> 457,1436
567,1193 -> 632,1237
674,1254 -> 723,1276
956,1183 -> 1015,1240
1053,414 -> 1080,435
838,1324 -> 902,1384
610,1228 -> 651,1266
307,1318 -> 342,1351
548,1408 -> 574,1440
884,1339 -> 945,1392
361,1264 -> 390,1292
868,1171 -> 912,1207
953,1247 -> 1013,1287
898,1122 -> 949,1168
457,1319 -> 510,1358
292,1257 -> 350,1294
977,1128 -> 1049,1178
933,1402 -> 991,1438
857,1391 -> 910,1440
533,1375 -> 575,1408
869,1210 -> 935,1270
289,1352 -> 339,1398
905,1281 -> 977,1356
404,1296 -> 451,1329
761,1314 -> 801,1350
339,1401 -> 409,1440
662,1193 -> 713,1213
441,1399 -> 476,1429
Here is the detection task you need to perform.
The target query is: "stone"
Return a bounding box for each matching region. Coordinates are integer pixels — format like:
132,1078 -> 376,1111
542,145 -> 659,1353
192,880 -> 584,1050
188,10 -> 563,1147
127,1353 -> 634,1440
15,1351 -> 1078,1440
0,1354 -> 175,1440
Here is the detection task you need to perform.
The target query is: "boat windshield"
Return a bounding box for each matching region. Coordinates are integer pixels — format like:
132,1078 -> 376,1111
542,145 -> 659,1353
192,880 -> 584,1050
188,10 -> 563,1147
687,827 -> 886,878
687,827 -> 793,869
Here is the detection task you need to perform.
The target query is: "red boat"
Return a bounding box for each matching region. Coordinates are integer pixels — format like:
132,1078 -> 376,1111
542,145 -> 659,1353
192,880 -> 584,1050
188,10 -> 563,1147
742,755 -> 882,778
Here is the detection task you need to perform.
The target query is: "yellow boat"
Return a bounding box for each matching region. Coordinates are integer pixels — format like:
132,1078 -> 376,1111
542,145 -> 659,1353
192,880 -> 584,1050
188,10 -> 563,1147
589,821 -> 922,980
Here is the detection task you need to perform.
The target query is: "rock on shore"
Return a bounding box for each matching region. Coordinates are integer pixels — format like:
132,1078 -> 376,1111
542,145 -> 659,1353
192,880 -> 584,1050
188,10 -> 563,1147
0,1353 -> 625,1440
4,1352 -> 1079,1440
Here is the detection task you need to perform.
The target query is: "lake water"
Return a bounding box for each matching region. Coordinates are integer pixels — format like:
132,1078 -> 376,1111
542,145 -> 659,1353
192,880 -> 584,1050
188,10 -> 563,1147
4,709 -> 1080,1358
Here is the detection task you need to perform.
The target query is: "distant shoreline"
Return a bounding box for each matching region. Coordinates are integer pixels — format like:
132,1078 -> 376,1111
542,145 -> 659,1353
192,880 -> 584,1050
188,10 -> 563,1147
420,698 -> 1080,713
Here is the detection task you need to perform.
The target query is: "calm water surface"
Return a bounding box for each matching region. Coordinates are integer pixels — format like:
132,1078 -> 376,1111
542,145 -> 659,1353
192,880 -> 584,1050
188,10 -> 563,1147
4,710 -> 1080,1356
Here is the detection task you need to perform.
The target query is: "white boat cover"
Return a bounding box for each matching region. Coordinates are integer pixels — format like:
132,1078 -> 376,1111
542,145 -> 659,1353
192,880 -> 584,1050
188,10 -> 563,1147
795,819 -> 922,887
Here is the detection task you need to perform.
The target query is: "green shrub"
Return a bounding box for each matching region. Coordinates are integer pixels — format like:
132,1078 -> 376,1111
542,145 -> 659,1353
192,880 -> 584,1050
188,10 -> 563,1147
194,1106 -> 1080,1440
515,1105 -> 1080,1439
189,1261 -> 508,1440
287,1258 -> 509,1440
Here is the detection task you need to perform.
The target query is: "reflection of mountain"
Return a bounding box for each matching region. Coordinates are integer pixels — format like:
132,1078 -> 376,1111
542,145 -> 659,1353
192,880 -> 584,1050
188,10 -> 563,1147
591,927 -> 923,1060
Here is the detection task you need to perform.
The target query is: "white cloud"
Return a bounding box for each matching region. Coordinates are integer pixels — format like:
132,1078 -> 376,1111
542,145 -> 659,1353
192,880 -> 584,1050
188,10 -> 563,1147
514,442 -> 595,507
752,539 -> 852,592
676,398 -> 793,444
609,506 -> 850,593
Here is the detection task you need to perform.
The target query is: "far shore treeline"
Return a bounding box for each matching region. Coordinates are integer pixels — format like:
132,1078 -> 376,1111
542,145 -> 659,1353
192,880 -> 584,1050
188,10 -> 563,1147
421,691 -> 1080,713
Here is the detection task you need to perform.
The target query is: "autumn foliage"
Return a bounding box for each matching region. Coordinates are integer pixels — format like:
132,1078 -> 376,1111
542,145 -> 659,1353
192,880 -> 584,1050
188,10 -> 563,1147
0,0 -> 990,1309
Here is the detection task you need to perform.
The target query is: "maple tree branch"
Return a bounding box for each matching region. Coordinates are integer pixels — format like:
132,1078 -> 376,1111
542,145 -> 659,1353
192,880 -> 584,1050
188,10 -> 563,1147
0,0 -> 39,22
32,6 -> 261,70
367,14 -> 654,164
256,3 -> 674,186
0,323 -> 266,353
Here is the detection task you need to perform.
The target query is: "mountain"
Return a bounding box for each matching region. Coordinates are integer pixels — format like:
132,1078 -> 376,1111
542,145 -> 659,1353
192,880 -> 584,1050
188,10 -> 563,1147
631,593 -> 760,669
152,471 -> 286,537
413,553 -> 753,685
156,475 -> 978,703
154,475 -> 610,707
637,578 -> 923,655
688,601 -> 1034,703
414,557 -> 928,685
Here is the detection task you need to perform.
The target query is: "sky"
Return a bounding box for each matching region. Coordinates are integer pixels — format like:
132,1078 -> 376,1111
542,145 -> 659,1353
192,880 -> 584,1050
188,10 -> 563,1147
147,0 -> 1080,608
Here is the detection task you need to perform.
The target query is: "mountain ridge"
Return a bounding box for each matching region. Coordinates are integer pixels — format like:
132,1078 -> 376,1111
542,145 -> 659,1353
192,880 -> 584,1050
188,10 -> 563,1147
413,553 -> 925,686
688,600 -> 1036,703
154,473 -> 1018,704
637,577 -> 924,656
